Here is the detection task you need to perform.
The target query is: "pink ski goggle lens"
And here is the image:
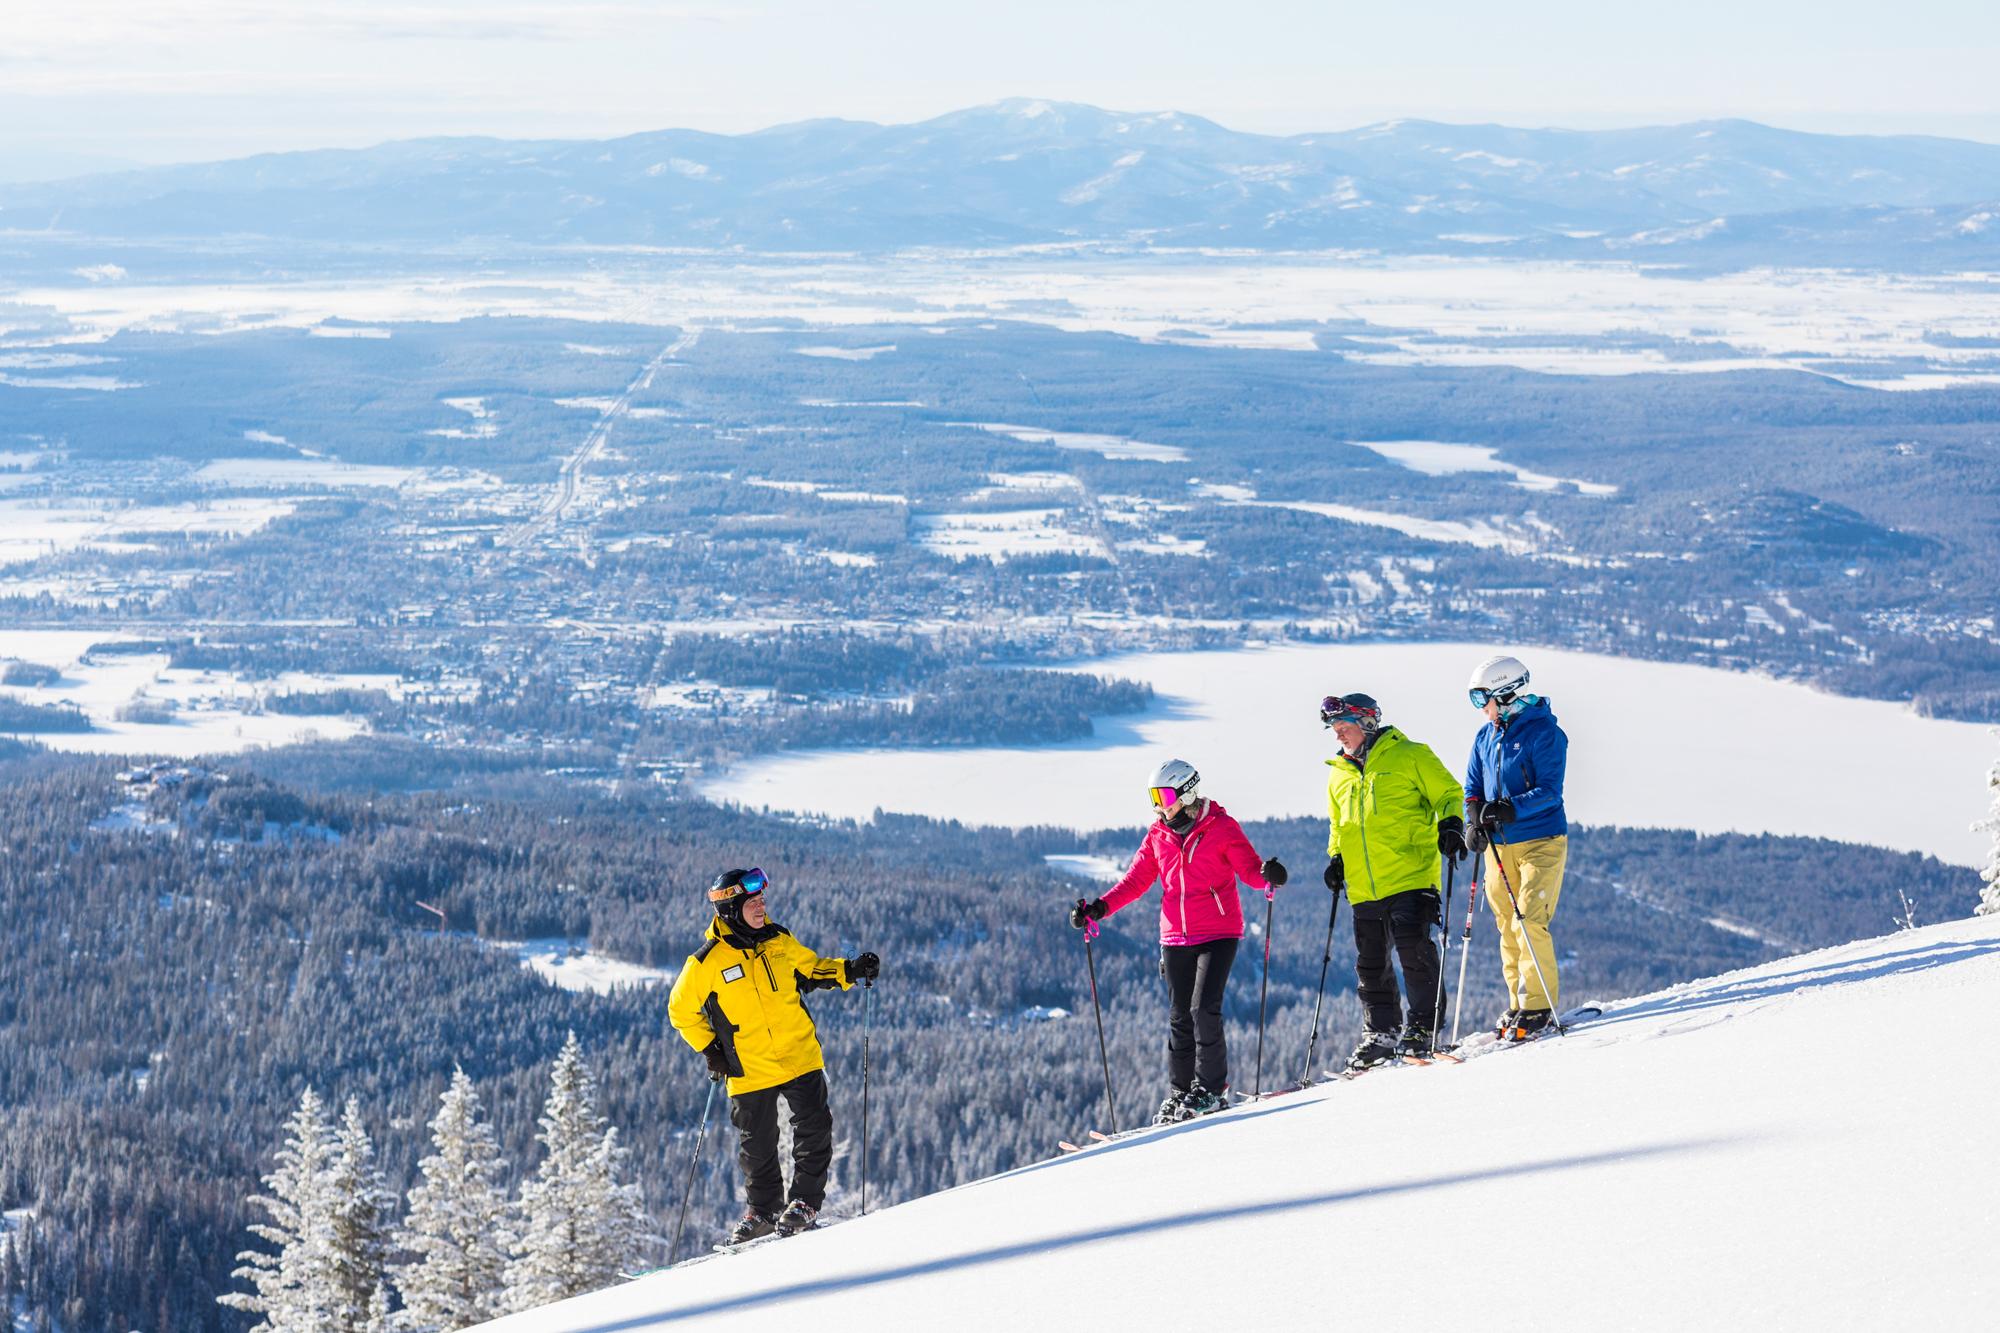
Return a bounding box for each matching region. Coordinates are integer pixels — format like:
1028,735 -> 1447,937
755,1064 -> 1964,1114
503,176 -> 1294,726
1150,786 -> 1180,809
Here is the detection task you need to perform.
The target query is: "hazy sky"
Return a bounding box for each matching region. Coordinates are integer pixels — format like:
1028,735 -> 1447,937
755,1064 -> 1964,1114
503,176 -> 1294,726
6,0 -> 1999,176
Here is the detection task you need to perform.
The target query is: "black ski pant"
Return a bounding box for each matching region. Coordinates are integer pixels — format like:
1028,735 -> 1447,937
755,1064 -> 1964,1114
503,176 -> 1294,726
1350,888 -> 1444,1035
1161,937 -> 1239,1092
728,1068 -> 833,1214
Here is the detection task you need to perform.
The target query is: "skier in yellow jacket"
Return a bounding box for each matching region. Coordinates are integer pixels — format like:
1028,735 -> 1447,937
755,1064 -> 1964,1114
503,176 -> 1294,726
668,867 -> 879,1244
1321,693 -> 1467,1070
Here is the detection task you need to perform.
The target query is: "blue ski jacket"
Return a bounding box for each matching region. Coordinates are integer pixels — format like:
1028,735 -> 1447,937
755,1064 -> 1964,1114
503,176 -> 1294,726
1463,697 -> 1568,842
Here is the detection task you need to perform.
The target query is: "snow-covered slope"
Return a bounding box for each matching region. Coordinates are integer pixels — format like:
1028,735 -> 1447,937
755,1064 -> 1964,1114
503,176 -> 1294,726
483,915 -> 2000,1331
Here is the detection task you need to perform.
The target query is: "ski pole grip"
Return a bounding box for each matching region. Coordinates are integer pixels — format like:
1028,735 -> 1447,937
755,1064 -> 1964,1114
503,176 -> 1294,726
1083,916 -> 1101,942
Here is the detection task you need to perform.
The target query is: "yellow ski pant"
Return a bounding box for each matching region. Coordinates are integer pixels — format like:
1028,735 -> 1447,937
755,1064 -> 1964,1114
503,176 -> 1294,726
1483,834 -> 1568,1012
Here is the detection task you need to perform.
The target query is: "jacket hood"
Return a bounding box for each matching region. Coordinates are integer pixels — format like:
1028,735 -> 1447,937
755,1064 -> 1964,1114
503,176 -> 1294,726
705,915 -> 783,949
1501,696 -> 1556,728
1326,725 -> 1406,766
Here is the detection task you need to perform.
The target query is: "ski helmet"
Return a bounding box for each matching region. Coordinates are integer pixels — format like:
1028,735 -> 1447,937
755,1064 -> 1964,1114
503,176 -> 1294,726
1467,654 -> 1530,708
1147,758 -> 1200,818
708,867 -> 768,933
1319,693 -> 1382,734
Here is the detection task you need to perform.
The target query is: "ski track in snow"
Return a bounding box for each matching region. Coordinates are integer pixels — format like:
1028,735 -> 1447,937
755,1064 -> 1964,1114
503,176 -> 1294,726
478,913 -> 2000,1331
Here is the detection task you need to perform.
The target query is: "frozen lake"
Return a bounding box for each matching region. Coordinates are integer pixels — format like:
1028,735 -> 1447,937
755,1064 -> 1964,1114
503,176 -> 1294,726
703,642 -> 1999,865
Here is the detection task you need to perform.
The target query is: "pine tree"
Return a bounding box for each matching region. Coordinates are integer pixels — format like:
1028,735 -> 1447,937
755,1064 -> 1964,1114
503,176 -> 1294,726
364,1282 -> 395,1333
220,1087 -> 340,1332
503,1033 -> 655,1314
392,1069 -> 515,1331
327,1098 -> 392,1332
1977,743 -> 2000,916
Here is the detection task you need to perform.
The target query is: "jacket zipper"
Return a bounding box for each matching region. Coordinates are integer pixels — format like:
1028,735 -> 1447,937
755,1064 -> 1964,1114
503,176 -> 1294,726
1171,820 -> 1210,937
752,943 -> 779,1045
1347,751 -> 1379,896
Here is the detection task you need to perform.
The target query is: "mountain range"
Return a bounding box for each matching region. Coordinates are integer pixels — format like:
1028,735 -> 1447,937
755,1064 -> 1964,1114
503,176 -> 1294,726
5,99 -> 2000,261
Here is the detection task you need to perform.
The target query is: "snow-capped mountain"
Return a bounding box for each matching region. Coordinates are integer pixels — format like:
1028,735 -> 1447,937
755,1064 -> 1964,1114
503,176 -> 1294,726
7,100 -> 2000,261
476,912 -> 2000,1330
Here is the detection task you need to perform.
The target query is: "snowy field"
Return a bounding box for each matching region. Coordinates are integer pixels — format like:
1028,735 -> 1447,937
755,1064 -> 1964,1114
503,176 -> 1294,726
0,629 -> 377,756
0,496 -> 297,565
14,257 -> 2000,387
479,912 -> 2000,1331
703,641 -> 1998,865
489,938 -> 676,995
913,509 -> 1108,561
1353,439 -> 1620,495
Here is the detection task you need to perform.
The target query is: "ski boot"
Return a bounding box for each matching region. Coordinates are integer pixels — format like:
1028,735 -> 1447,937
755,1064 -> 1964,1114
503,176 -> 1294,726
1343,1030 -> 1398,1073
725,1208 -> 777,1245
1177,1081 -> 1229,1118
773,1199 -> 819,1237
1395,1023 -> 1435,1059
1154,1086 -> 1193,1126
1492,1008 -> 1520,1037
1506,1008 -> 1554,1041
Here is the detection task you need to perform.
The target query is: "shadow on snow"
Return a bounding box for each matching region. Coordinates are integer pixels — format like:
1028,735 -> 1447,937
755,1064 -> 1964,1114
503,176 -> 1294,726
574,1135 -> 1729,1331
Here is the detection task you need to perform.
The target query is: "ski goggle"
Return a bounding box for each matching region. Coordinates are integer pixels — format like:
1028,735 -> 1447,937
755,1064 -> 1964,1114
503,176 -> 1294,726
1468,686 -> 1518,708
1150,785 -> 1184,809
1320,697 -> 1378,728
707,867 -> 768,904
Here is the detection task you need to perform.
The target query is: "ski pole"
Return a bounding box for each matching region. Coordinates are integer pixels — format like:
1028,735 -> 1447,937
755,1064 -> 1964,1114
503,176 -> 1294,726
1489,836 -> 1565,1037
1429,851 -> 1456,1055
1253,886 -> 1274,1099
1448,856 -> 1479,1048
669,1077 -> 718,1265
1298,889 -> 1340,1086
859,975 -> 873,1216
1080,905 -> 1120,1133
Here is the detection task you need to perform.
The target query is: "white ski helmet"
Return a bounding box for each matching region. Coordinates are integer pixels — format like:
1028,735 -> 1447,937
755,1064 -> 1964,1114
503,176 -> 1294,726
1147,758 -> 1200,817
1467,654 -> 1530,707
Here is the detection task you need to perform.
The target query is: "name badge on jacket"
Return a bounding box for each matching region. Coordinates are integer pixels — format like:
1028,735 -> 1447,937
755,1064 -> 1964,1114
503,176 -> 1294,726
721,964 -> 745,983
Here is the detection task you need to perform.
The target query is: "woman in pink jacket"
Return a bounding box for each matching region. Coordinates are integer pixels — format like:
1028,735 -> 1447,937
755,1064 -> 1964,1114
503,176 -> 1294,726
1070,758 -> 1287,1122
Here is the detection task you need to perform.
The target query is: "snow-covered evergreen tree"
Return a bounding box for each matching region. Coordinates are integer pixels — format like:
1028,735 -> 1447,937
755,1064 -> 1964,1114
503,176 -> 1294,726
220,1087 -> 340,1331
327,1098 -> 392,1332
503,1033 -> 654,1314
364,1282 -> 395,1333
392,1068 -> 515,1331
1977,744 -> 2000,916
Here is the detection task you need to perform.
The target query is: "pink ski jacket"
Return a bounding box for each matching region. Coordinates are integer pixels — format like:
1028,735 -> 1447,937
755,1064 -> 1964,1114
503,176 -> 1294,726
1101,800 -> 1273,946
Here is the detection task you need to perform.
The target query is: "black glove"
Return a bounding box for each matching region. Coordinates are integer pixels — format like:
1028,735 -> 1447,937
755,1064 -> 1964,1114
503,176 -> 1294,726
848,952 -> 880,982
1436,816 -> 1465,858
1483,799 -> 1517,829
1465,821 -> 1491,856
1323,856 -> 1344,894
1069,897 -> 1108,929
701,1041 -> 731,1082
1260,857 -> 1288,887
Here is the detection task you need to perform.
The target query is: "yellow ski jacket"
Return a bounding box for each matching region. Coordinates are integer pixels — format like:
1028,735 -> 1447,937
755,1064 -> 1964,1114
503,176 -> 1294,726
668,917 -> 852,1095
1325,726 -> 1465,904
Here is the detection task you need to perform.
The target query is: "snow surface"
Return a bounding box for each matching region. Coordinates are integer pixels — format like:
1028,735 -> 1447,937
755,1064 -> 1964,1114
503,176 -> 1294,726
1231,497 -> 1533,552
16,260 -> 2000,388
477,914 -> 2000,1331
703,641 -> 1997,865
0,496 -> 297,565
913,509 -> 1107,562
950,422 -> 1189,462
1353,439 -> 1619,495
494,938 -> 676,996
0,629 -> 375,756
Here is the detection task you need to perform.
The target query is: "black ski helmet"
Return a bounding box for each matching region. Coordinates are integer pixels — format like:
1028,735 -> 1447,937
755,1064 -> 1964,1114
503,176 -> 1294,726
1320,692 -> 1383,734
708,867 -> 768,933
